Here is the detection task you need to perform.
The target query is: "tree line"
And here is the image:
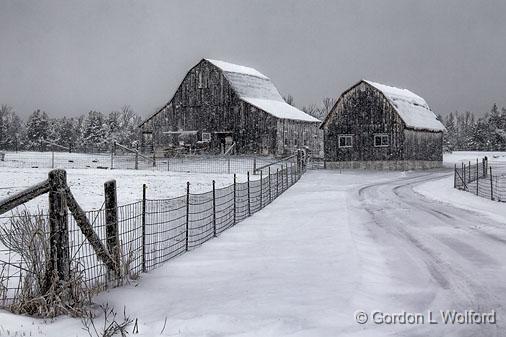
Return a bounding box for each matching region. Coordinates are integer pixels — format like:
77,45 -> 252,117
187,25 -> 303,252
442,104 -> 506,151
0,105 -> 142,152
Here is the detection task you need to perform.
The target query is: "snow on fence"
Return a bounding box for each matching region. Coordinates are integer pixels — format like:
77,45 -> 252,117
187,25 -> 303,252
0,158 -> 305,309
454,157 -> 506,201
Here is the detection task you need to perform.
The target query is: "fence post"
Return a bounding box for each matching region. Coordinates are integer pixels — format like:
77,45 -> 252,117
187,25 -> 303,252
104,180 -> 120,280
228,156 -> 231,174
490,167 -> 494,200
135,151 -> 139,170
454,164 -> 457,188
247,171 -> 251,216
152,151 -> 156,167
468,161 -> 471,182
476,158 -> 479,195
212,180 -> 217,237
285,164 -> 289,190
141,184 -> 147,272
167,157 -> 170,171
253,157 -> 257,175
110,142 -> 115,170
185,182 -> 190,251
233,174 -> 236,225
51,149 -> 55,169
276,168 -> 279,197
268,167 -> 272,203
260,170 -> 263,208
46,169 -> 69,292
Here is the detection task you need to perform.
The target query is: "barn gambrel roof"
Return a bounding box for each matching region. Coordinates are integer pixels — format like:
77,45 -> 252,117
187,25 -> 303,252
322,80 -> 446,132
140,59 -> 319,127
206,59 -> 320,122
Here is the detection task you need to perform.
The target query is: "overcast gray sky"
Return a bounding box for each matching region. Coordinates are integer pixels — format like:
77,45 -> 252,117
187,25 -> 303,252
1,0 -> 505,119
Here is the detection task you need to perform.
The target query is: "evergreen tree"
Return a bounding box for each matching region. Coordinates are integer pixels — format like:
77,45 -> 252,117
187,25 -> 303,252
82,111 -> 108,151
25,109 -> 49,150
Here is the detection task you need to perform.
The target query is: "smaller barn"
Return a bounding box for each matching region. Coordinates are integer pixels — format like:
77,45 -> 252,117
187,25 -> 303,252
139,59 -> 322,157
321,80 -> 445,170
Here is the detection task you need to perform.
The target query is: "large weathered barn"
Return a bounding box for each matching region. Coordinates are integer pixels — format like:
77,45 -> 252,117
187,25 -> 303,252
321,80 -> 445,170
140,59 -> 322,157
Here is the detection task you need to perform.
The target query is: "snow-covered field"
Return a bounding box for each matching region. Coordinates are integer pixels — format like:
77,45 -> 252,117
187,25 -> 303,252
443,150 -> 506,166
1,153 -> 506,336
0,167 -> 256,212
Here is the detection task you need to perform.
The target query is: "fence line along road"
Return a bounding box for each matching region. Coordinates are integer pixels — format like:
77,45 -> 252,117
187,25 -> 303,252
454,157 -> 506,201
0,160 -> 305,308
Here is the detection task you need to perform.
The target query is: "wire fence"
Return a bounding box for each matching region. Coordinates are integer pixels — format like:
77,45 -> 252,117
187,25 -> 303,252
0,150 -> 287,174
0,163 -> 304,307
454,157 -> 506,201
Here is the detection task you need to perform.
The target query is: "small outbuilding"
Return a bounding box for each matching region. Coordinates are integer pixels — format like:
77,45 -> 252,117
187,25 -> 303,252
321,80 -> 445,170
140,58 -> 322,157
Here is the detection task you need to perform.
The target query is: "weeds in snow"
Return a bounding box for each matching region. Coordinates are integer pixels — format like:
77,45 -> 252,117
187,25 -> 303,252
81,303 -> 136,337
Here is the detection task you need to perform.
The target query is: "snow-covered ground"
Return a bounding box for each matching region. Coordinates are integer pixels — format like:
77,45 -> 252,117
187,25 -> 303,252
2,165 -> 506,336
443,151 -> 506,166
0,167 -> 255,212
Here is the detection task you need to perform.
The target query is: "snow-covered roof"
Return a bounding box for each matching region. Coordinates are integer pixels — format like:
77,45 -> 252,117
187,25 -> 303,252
206,59 -> 320,123
364,80 -> 445,132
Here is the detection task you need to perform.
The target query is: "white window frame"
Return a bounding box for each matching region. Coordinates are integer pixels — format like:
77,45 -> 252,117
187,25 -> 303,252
338,135 -> 353,148
374,134 -> 389,147
201,132 -> 211,142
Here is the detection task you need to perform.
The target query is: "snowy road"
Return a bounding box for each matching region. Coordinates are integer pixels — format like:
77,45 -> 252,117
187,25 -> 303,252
1,169 -> 506,336
352,170 -> 506,336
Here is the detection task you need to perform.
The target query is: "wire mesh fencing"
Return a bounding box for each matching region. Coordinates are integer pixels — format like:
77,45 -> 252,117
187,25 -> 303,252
0,163 -> 304,308
0,150 -> 289,174
454,157 -> 506,201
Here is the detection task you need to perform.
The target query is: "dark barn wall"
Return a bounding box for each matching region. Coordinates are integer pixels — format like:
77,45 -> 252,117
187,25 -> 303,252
276,119 -> 323,157
141,60 -> 279,154
323,82 -> 404,162
403,129 -> 443,161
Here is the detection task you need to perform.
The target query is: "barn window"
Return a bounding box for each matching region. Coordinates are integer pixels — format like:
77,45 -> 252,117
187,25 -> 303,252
201,132 -> 211,142
338,135 -> 353,148
374,134 -> 389,147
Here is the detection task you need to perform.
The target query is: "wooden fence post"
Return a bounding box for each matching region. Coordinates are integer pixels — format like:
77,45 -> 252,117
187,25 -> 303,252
468,161 -> 471,182
233,174 -> 236,225
185,182 -> 190,251
51,149 -> 55,169
285,164 -> 289,189
476,158 -> 479,195
454,164 -> 457,188
104,180 -> 120,280
253,158 -> 257,175
276,168 -> 279,197
227,157 -> 231,174
142,184 -> 147,272
260,170 -> 263,208
212,180 -> 216,237
46,169 -> 69,291
247,172 -> 251,216
110,142 -> 115,170
135,151 -> 139,170
490,167 -> 494,200
268,167 -> 272,203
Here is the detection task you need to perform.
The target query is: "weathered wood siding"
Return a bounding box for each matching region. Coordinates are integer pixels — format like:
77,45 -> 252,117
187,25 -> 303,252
323,81 -> 443,165
403,129 -> 443,161
275,120 -> 323,157
323,82 -> 404,161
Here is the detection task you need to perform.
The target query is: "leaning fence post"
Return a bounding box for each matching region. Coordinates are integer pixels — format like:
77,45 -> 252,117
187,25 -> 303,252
247,171 -> 251,216
212,180 -> 217,237
260,170 -> 263,208
233,174 -> 237,225
186,182 -> 190,251
490,167 -> 494,200
268,167 -> 272,203
104,180 -> 120,280
141,184 -> 147,272
476,158 -> 479,195
46,169 -> 70,292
